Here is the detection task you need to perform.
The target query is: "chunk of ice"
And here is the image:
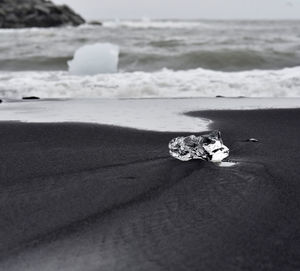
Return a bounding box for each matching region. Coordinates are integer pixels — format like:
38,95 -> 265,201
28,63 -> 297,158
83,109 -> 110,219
217,161 -> 237,167
68,43 -> 119,75
168,131 -> 229,163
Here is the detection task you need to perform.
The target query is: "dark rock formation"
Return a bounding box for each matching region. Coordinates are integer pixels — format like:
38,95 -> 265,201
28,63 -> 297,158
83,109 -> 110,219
0,0 -> 85,28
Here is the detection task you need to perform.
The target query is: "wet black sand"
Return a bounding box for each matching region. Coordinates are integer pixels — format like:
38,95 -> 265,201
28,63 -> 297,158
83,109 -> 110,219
0,109 -> 300,270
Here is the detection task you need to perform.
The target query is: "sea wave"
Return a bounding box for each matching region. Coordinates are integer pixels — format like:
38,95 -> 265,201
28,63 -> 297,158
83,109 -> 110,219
2,48 -> 299,72
119,49 -> 300,72
0,57 -> 70,71
0,67 -> 299,99
101,19 -> 300,30
0,21 -> 300,72
102,20 -> 210,29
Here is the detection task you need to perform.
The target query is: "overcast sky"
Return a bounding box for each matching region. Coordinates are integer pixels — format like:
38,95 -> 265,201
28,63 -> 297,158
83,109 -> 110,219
53,0 -> 300,20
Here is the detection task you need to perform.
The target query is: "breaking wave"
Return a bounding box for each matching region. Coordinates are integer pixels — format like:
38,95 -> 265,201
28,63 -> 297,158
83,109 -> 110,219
119,49 -> 300,72
102,20 -> 210,29
0,67 -> 299,99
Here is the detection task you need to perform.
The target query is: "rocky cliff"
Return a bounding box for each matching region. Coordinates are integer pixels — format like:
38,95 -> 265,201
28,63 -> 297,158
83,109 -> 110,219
0,0 -> 85,28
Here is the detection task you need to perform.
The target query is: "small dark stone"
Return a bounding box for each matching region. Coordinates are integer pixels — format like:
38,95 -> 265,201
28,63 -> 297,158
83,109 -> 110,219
246,138 -> 259,142
216,95 -> 225,98
0,99 -> 2,103
22,96 -> 40,100
88,20 -> 102,26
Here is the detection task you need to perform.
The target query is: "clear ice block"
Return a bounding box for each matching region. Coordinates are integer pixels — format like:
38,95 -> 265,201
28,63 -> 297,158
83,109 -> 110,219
168,131 -> 229,163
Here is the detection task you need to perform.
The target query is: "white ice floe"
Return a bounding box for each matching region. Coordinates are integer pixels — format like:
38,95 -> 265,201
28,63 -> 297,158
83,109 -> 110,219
68,43 -> 119,75
0,98 -> 299,132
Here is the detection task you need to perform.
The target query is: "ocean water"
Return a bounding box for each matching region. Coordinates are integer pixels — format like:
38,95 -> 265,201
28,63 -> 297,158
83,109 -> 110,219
0,20 -> 300,98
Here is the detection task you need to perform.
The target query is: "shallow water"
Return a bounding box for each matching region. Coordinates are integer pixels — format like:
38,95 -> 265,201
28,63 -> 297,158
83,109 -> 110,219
0,98 -> 299,132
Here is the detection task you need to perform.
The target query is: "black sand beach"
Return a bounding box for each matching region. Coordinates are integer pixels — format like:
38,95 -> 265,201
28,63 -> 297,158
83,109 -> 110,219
0,109 -> 300,270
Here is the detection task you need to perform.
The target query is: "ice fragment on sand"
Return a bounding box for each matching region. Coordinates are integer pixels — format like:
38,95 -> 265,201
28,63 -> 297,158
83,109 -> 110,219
169,131 -> 229,163
218,161 -> 237,167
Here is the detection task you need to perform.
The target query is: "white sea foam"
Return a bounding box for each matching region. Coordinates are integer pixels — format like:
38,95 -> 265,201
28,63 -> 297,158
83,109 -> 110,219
68,43 -> 119,75
0,98 -> 299,132
102,20 -> 209,29
0,67 -> 300,99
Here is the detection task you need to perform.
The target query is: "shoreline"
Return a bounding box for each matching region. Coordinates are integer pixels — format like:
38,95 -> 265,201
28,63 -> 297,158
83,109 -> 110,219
0,108 -> 300,270
1,97 -> 300,132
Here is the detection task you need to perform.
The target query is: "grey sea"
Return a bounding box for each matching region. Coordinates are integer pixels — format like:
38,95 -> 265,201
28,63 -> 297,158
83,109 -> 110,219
0,20 -> 300,98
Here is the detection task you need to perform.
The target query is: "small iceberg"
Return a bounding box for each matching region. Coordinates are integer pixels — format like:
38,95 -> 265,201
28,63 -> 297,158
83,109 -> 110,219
68,43 -> 119,75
